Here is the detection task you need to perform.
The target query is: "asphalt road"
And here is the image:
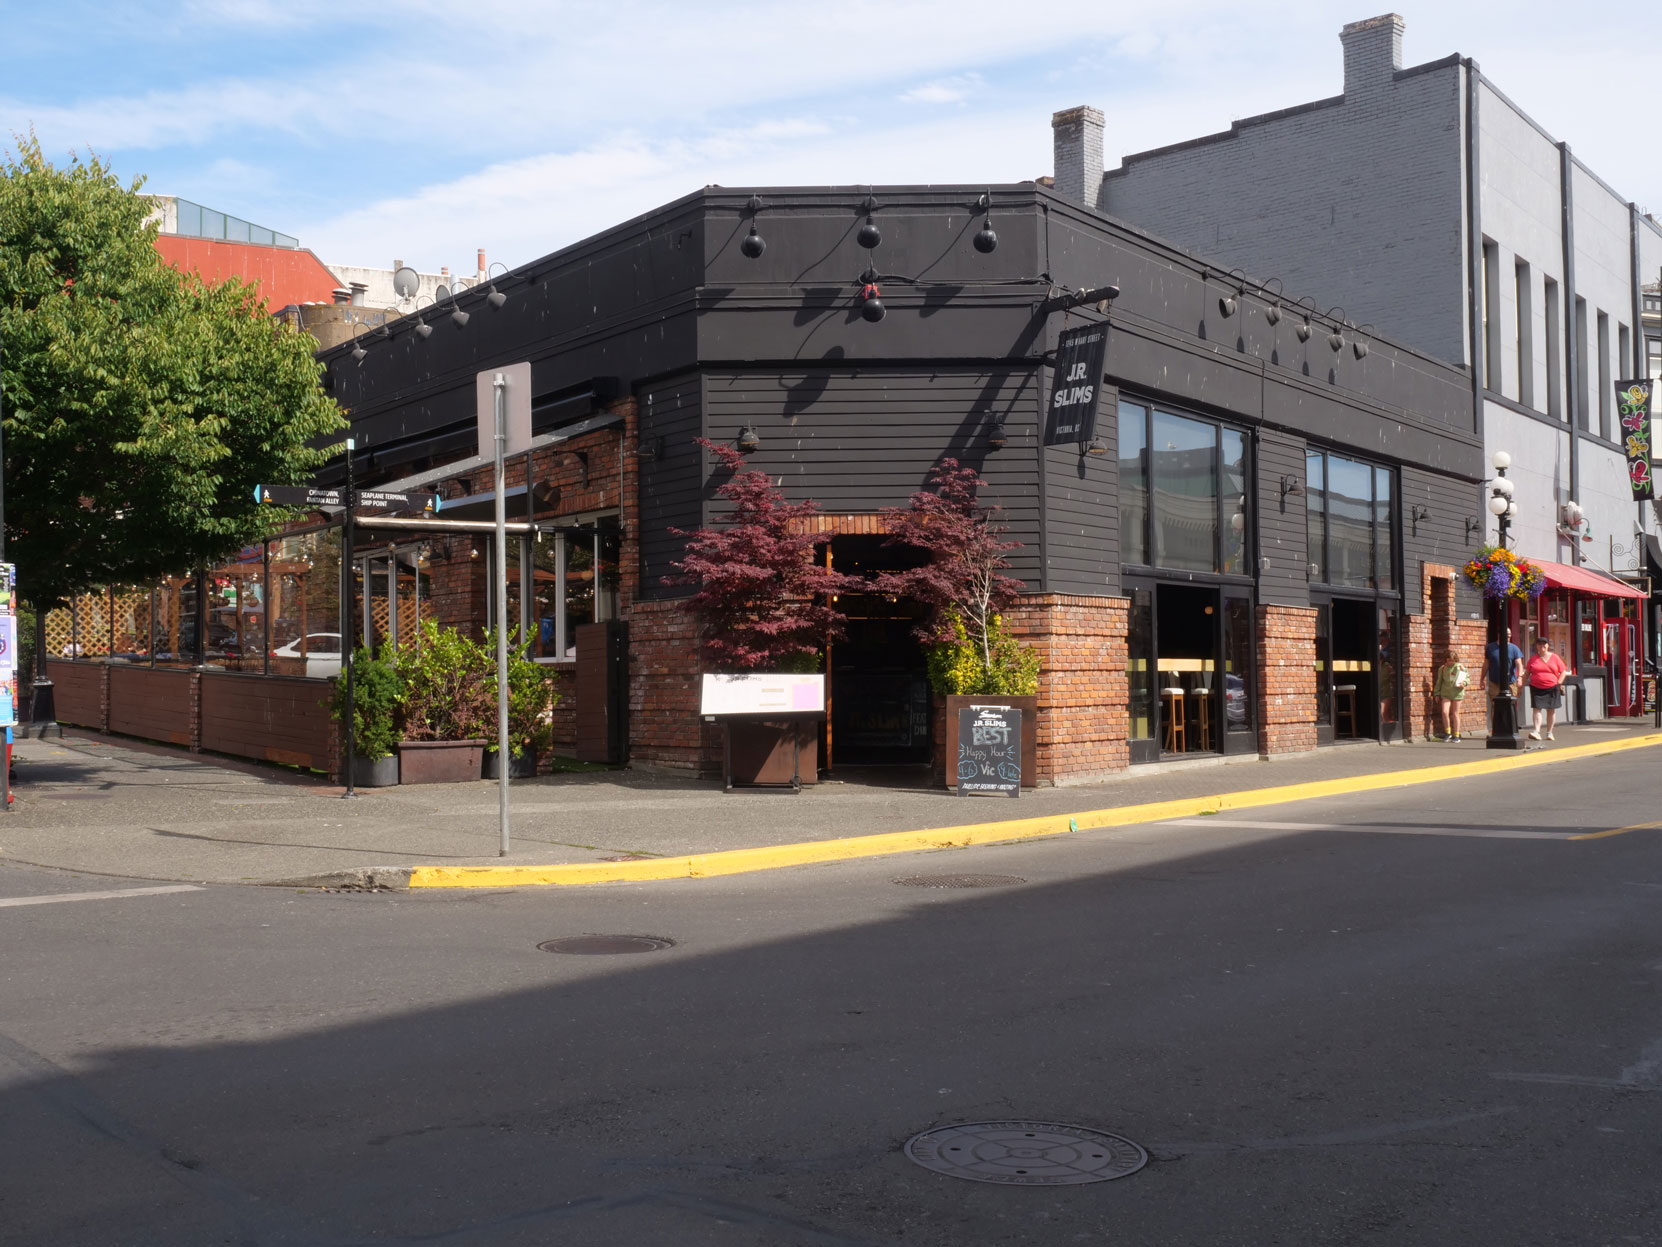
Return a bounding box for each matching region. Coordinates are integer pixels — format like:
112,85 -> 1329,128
1,752 -> 1659,1246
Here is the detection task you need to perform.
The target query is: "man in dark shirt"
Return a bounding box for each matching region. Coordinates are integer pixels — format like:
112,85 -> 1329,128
1485,630 -> 1524,730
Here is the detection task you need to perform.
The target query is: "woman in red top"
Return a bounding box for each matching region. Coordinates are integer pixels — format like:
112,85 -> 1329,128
1525,637 -> 1568,741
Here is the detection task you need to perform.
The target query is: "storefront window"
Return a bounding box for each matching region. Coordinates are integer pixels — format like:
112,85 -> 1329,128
531,515 -> 621,660
152,575 -> 202,667
1151,410 -> 1218,573
267,530 -> 341,678
1307,450 -> 1397,590
1222,429 -> 1247,577
204,548 -> 267,672
1118,401 -> 1149,567
1577,599 -> 1601,668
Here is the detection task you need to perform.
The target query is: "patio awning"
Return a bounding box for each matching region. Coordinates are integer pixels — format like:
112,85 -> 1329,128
1534,558 -> 1645,599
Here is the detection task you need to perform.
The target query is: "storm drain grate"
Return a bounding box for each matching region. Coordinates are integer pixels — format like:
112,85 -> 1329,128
905,1121 -> 1147,1186
893,874 -> 1026,889
538,935 -> 675,955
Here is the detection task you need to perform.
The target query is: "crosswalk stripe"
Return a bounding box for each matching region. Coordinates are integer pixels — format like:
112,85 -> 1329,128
0,885 -> 204,909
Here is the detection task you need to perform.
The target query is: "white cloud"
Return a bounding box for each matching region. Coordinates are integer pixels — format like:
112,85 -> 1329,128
899,74 -> 985,106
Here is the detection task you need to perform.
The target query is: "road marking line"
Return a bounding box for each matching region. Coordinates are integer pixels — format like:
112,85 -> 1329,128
1160,818 -> 1579,840
0,885 -> 203,909
1570,819 -> 1662,842
407,730 -> 1662,888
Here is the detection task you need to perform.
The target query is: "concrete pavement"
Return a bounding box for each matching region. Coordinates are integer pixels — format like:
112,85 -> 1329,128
4,720 -> 1659,888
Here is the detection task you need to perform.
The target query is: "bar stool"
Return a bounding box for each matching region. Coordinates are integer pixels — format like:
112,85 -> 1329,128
1334,684 -> 1358,737
1161,686 -> 1187,753
1190,685 -> 1214,752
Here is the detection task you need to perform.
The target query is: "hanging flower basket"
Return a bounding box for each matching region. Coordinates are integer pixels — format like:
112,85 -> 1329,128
1464,545 -> 1545,601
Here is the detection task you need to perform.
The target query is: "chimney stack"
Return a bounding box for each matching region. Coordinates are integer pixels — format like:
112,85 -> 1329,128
349,282 -> 368,307
476,248 -> 487,279
331,287 -> 351,305
1340,14 -> 1405,101
1051,106 -> 1105,208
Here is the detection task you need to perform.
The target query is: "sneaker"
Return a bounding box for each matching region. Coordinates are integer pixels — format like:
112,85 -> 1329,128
1546,732 -> 1555,740
1527,730 -> 1541,740
1451,734 -> 1461,742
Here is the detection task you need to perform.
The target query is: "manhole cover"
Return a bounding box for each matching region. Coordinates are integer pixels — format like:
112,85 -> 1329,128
894,874 -> 1026,889
904,1121 -> 1147,1186
537,935 -> 675,955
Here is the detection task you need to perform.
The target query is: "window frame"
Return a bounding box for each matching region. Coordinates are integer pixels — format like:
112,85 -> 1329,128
1304,447 -> 1400,595
1118,398 -> 1253,583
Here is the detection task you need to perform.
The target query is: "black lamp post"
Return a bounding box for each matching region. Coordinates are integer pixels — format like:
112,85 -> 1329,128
1485,450 -> 1523,749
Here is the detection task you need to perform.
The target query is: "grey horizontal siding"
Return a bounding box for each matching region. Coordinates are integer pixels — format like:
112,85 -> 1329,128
1400,467 -> 1484,617
1044,384 -> 1118,596
1256,429 -> 1310,607
637,374 -> 703,600
703,367 -> 1046,587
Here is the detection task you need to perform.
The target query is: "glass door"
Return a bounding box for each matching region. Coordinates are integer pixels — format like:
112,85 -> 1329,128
1314,601 -> 1334,745
1127,584 -> 1157,764
1222,594 -> 1256,754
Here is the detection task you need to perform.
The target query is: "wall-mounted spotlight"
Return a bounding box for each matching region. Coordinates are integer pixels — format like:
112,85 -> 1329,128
451,306 -> 470,328
986,418 -> 1007,450
1410,504 -> 1430,535
1217,268 -> 1246,318
1352,323 -> 1373,360
1279,473 -> 1304,510
1465,516 -> 1483,542
1083,435 -> 1109,457
737,423 -> 761,453
741,195 -> 767,259
484,261 -> 509,308
637,435 -> 665,462
974,191 -> 998,254
1325,307 -> 1347,353
1293,296 -> 1316,343
1262,277 -> 1284,325
415,318 -> 433,339
857,196 -> 881,249
859,270 -> 885,323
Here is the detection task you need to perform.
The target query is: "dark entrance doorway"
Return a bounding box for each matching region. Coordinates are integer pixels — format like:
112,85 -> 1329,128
1126,577 -> 1257,764
828,536 -> 931,768
1315,596 -> 1400,743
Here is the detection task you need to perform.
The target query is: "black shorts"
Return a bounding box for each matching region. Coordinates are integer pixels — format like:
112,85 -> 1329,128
1530,685 -> 1563,710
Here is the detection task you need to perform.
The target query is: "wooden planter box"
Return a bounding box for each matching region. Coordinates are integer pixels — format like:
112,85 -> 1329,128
396,739 -> 486,784
727,718 -> 819,789
941,694 -> 1039,789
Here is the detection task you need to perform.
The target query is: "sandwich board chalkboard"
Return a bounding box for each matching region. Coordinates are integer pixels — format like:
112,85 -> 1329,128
955,705 -> 1022,798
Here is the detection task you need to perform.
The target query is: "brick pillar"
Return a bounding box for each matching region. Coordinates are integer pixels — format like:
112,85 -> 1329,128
98,666 -> 112,734
187,670 -> 202,752
627,598 -> 720,776
1409,563 -> 1464,740
1257,604 -> 1318,755
1006,594 -> 1129,783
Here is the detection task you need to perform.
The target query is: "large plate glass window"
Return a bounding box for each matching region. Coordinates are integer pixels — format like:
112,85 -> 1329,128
530,513 -> 621,661
1118,402 -> 1251,577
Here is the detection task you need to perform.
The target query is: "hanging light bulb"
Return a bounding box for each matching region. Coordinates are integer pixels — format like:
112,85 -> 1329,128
741,224 -> 766,258
859,281 -> 885,323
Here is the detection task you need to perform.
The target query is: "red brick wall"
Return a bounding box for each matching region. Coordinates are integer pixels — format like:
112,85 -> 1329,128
1005,594 -> 1129,782
628,598 -> 720,775
1257,604 -> 1317,754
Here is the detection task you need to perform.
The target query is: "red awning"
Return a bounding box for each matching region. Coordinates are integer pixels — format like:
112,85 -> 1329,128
1534,558 -> 1645,599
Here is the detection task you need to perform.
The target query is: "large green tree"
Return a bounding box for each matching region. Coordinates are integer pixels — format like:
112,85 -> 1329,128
0,135 -> 344,608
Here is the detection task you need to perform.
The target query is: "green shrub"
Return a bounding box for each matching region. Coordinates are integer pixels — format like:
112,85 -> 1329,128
489,629 -> 558,756
328,645 -> 402,761
925,608 -> 1039,697
394,621 -> 495,742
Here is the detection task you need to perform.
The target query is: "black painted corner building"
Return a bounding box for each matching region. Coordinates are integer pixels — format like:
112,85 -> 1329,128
320,184 -> 1485,780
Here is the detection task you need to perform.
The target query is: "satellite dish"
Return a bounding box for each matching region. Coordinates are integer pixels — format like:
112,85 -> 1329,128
392,266 -> 420,298
433,283 -> 450,301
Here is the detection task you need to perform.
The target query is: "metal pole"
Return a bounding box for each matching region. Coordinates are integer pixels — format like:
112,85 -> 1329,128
342,438 -> 358,798
494,373 -> 511,856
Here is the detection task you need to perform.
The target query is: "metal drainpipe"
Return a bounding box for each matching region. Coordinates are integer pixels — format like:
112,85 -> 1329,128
1464,60 -> 1487,538
1561,141 -> 1580,567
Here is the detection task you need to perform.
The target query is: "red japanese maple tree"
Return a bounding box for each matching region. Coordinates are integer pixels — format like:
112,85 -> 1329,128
667,439 -> 854,671
875,458 -> 1029,680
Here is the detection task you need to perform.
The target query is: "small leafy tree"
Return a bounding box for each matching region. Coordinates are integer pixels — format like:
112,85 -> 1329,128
875,459 -> 1036,694
489,629 -> 557,756
329,645 -> 402,761
667,438 -> 854,671
394,622 -> 496,741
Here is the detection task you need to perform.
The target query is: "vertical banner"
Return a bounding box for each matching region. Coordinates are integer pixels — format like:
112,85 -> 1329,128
1615,379 -> 1653,500
0,564 -> 14,731
1044,323 -> 1110,447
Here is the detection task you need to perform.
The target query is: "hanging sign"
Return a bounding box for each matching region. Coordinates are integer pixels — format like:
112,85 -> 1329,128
1043,324 -> 1109,447
955,705 -> 1022,798
1614,379 -> 1653,500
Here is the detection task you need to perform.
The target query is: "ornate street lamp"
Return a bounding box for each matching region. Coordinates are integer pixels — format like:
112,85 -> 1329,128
1486,450 -> 1523,749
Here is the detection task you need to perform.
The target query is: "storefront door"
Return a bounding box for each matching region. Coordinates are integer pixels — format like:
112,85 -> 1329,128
1126,577 -> 1256,763
1313,596 -> 1399,743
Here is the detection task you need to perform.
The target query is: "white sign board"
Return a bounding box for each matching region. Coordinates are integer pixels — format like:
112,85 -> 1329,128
700,673 -> 825,717
476,361 -> 533,460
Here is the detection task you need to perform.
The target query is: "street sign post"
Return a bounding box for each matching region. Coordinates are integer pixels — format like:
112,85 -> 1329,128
254,485 -> 438,513
478,363 -> 532,857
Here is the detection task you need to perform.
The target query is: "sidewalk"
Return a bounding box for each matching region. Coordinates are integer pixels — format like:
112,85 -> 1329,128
3,722 -> 1658,888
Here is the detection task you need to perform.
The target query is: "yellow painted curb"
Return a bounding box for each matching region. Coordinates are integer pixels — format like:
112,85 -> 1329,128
406,731 -> 1662,888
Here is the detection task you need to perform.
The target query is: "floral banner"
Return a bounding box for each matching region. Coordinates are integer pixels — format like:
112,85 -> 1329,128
1615,379 -> 1653,501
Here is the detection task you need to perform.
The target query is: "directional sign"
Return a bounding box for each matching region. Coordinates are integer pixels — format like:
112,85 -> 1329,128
255,486 -> 439,513
255,485 -> 345,507
355,489 -> 440,513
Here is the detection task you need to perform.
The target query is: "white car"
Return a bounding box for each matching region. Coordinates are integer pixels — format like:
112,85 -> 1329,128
271,632 -> 342,678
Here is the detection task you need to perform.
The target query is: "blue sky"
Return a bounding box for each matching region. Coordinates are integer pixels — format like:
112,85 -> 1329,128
5,1 -> 1656,275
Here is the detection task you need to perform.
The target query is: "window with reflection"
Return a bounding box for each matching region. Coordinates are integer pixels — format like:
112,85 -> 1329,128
1306,450 -> 1396,591
530,514 -> 621,660
1120,402 -> 1250,577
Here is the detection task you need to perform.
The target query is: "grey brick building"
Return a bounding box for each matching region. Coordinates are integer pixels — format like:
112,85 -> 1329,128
1053,12 -> 1662,716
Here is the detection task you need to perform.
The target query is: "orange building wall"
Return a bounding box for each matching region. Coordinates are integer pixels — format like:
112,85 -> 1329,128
153,236 -> 341,309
